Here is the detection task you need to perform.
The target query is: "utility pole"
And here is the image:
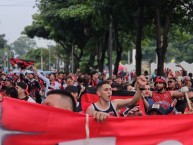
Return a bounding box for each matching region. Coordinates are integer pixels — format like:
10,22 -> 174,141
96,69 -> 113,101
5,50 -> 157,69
4,47 -> 7,71
57,44 -> 60,72
48,47 -> 50,70
41,48 -> 43,70
71,42 -> 74,73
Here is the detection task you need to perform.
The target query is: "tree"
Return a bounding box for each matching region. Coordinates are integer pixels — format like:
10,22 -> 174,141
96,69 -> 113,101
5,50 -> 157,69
24,0 -> 137,74
23,0 -> 193,76
152,0 -> 193,75
0,34 -> 7,49
135,0 -> 145,76
24,0 -> 90,72
25,47 -> 56,70
10,35 -> 37,57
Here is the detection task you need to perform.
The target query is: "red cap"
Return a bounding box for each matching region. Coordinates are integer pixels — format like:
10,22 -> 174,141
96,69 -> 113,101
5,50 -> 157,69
155,76 -> 166,83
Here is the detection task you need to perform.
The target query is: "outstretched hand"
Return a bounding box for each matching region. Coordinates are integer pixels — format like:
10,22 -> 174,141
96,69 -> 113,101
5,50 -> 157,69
127,106 -> 143,117
93,111 -> 110,122
137,75 -> 147,87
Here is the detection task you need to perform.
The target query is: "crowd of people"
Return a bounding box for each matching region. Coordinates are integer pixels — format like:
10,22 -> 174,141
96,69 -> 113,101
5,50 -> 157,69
0,64 -> 193,122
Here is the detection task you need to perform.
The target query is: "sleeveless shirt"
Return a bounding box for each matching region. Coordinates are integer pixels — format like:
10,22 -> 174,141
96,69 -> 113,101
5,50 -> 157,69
92,101 -> 118,117
152,91 -> 172,109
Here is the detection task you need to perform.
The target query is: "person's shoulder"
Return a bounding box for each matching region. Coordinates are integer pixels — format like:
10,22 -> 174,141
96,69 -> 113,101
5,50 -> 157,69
27,96 -> 36,103
86,103 -> 95,114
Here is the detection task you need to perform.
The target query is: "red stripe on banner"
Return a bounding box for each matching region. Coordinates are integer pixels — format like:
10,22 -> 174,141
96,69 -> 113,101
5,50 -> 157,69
1,97 -> 193,145
1,98 -> 86,140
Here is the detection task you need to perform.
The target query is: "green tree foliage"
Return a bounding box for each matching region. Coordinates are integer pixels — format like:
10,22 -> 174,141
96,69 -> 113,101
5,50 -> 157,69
150,0 -> 193,75
10,35 -> 37,57
0,34 -> 8,66
25,48 -> 56,70
24,0 -> 91,73
23,0 -> 193,75
0,34 -> 7,48
24,0 -> 139,74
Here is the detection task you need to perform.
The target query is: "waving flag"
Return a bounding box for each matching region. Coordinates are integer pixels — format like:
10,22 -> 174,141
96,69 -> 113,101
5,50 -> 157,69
9,58 -> 35,70
1,97 -> 193,145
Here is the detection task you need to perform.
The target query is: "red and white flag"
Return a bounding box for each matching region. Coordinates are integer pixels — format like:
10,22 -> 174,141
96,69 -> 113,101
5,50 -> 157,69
9,58 -> 35,70
1,97 -> 193,145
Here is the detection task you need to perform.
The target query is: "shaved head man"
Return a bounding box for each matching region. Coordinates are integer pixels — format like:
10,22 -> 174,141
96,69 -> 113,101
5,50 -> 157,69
43,89 -> 76,112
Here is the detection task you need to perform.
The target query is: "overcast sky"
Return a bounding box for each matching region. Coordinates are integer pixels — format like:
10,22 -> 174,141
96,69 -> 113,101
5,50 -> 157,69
0,0 -> 52,47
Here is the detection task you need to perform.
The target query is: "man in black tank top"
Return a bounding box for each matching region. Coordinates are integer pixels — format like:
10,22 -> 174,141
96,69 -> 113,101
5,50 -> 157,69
86,75 -> 147,122
92,101 -> 118,116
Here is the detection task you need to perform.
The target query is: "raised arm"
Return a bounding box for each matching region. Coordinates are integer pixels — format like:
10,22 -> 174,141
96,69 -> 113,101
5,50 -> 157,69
142,95 -> 150,110
114,75 -> 147,109
33,66 -> 50,85
170,91 -> 185,98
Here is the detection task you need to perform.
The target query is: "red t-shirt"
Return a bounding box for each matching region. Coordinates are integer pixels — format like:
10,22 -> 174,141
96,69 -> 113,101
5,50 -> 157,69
152,91 -> 172,109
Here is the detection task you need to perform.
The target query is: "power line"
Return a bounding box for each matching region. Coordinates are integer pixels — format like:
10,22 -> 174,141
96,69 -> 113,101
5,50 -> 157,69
0,2 -> 35,7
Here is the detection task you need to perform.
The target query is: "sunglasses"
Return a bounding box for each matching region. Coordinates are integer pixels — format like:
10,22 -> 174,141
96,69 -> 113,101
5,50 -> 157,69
168,81 -> 175,83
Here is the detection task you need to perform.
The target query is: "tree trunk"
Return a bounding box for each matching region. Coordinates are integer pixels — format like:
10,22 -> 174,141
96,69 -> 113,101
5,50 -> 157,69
135,0 -> 145,76
73,47 -> 83,72
64,58 -> 70,74
85,51 -> 96,74
155,1 -> 173,76
155,5 -> 163,76
113,22 -> 122,75
99,31 -> 108,72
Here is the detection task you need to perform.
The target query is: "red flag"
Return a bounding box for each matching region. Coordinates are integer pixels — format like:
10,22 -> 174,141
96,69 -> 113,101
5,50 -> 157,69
1,97 -> 193,145
9,58 -> 35,70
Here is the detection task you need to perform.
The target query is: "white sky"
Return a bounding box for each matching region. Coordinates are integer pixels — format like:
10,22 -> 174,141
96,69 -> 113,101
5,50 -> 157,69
0,0 -> 53,47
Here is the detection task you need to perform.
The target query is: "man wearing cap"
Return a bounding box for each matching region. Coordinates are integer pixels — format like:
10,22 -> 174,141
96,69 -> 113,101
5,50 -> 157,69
141,76 -> 187,115
15,82 -> 36,103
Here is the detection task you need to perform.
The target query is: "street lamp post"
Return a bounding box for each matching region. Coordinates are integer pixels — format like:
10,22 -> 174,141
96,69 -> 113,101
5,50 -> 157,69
4,47 -> 8,72
41,48 -> 43,70
49,47 -> 51,70
71,43 -> 74,73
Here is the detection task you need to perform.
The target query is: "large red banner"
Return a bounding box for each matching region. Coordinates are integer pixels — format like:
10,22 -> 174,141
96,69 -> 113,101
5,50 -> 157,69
1,97 -> 193,145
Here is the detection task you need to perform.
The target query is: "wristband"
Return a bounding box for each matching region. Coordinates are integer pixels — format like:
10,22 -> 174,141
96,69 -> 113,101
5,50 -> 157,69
139,88 -> 145,91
